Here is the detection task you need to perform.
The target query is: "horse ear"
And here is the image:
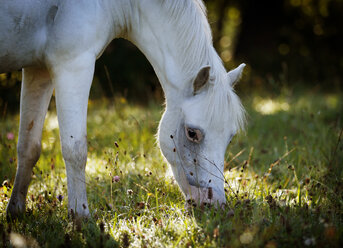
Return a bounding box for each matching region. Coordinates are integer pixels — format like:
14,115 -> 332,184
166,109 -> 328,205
227,63 -> 246,87
193,66 -> 211,94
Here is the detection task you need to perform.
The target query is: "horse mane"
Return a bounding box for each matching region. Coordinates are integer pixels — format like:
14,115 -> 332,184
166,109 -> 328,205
161,0 -> 213,77
161,0 -> 246,132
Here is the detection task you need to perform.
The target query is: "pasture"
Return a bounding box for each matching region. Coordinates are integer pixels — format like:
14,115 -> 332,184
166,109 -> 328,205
0,87 -> 342,247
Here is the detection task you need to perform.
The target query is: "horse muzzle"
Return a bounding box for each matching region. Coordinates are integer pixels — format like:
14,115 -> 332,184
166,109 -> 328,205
184,185 -> 226,209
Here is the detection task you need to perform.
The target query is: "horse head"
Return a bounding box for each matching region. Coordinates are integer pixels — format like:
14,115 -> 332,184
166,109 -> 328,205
158,63 -> 246,208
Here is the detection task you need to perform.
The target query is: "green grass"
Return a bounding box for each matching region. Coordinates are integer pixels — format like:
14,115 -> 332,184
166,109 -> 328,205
0,88 -> 342,247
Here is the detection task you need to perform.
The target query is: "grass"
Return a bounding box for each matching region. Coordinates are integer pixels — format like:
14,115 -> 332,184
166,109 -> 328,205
0,87 -> 342,247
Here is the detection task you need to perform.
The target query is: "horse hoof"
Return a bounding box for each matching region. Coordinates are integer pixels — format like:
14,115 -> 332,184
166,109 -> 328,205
6,199 -> 26,221
69,207 -> 90,220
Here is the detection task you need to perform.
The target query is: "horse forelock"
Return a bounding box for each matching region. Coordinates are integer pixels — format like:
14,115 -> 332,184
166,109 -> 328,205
203,76 -> 246,133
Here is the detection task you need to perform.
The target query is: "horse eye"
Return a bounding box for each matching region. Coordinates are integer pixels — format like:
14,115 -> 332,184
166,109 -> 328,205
185,127 -> 203,143
188,129 -> 196,138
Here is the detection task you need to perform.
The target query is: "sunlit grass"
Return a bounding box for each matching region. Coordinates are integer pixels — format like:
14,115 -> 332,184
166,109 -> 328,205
0,89 -> 342,247
253,97 -> 290,115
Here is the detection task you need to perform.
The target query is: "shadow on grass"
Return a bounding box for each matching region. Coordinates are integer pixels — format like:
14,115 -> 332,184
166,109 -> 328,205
1,209 -> 118,248
191,194 -> 342,248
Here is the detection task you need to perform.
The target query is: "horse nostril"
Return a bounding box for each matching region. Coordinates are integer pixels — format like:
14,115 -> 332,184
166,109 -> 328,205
208,187 -> 213,200
201,202 -> 212,209
187,199 -> 197,207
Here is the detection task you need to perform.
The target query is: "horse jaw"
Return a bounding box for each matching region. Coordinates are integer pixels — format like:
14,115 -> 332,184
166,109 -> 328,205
157,105 -> 227,208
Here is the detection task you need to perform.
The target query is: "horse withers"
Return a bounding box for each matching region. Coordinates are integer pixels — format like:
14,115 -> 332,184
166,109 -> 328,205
0,0 -> 246,218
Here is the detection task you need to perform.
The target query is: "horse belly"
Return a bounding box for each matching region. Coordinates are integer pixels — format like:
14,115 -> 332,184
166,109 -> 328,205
0,26 -> 48,73
0,41 -> 38,73
0,0 -> 52,72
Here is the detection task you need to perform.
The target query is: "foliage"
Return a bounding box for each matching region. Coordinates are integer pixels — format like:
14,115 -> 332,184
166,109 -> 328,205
205,0 -> 343,86
0,87 -> 342,247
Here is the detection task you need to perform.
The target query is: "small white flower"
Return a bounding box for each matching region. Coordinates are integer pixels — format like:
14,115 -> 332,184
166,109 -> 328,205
304,237 -> 316,246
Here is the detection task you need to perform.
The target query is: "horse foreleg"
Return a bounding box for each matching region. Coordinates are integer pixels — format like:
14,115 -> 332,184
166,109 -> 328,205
52,55 -> 95,218
7,67 -> 53,218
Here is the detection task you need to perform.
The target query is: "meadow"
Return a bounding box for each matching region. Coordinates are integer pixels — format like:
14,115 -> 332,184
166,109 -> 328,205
0,87 -> 342,247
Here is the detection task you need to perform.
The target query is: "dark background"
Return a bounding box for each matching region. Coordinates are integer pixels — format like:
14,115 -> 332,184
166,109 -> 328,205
1,0 -> 342,113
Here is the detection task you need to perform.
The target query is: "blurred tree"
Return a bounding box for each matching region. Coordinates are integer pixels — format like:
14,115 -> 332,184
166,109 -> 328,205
232,0 -> 343,86
93,39 -> 161,103
0,72 -> 21,114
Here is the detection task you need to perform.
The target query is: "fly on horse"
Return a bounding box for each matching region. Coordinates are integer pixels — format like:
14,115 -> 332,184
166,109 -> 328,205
0,0 -> 246,218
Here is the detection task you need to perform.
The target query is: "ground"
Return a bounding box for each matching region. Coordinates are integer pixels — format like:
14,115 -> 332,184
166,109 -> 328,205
0,87 -> 342,247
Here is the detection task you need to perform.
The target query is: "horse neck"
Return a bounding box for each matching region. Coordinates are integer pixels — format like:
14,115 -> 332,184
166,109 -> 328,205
114,0 -> 215,108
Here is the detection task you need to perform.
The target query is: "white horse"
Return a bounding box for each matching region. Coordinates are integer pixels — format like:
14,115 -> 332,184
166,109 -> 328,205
1,0 -> 246,217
